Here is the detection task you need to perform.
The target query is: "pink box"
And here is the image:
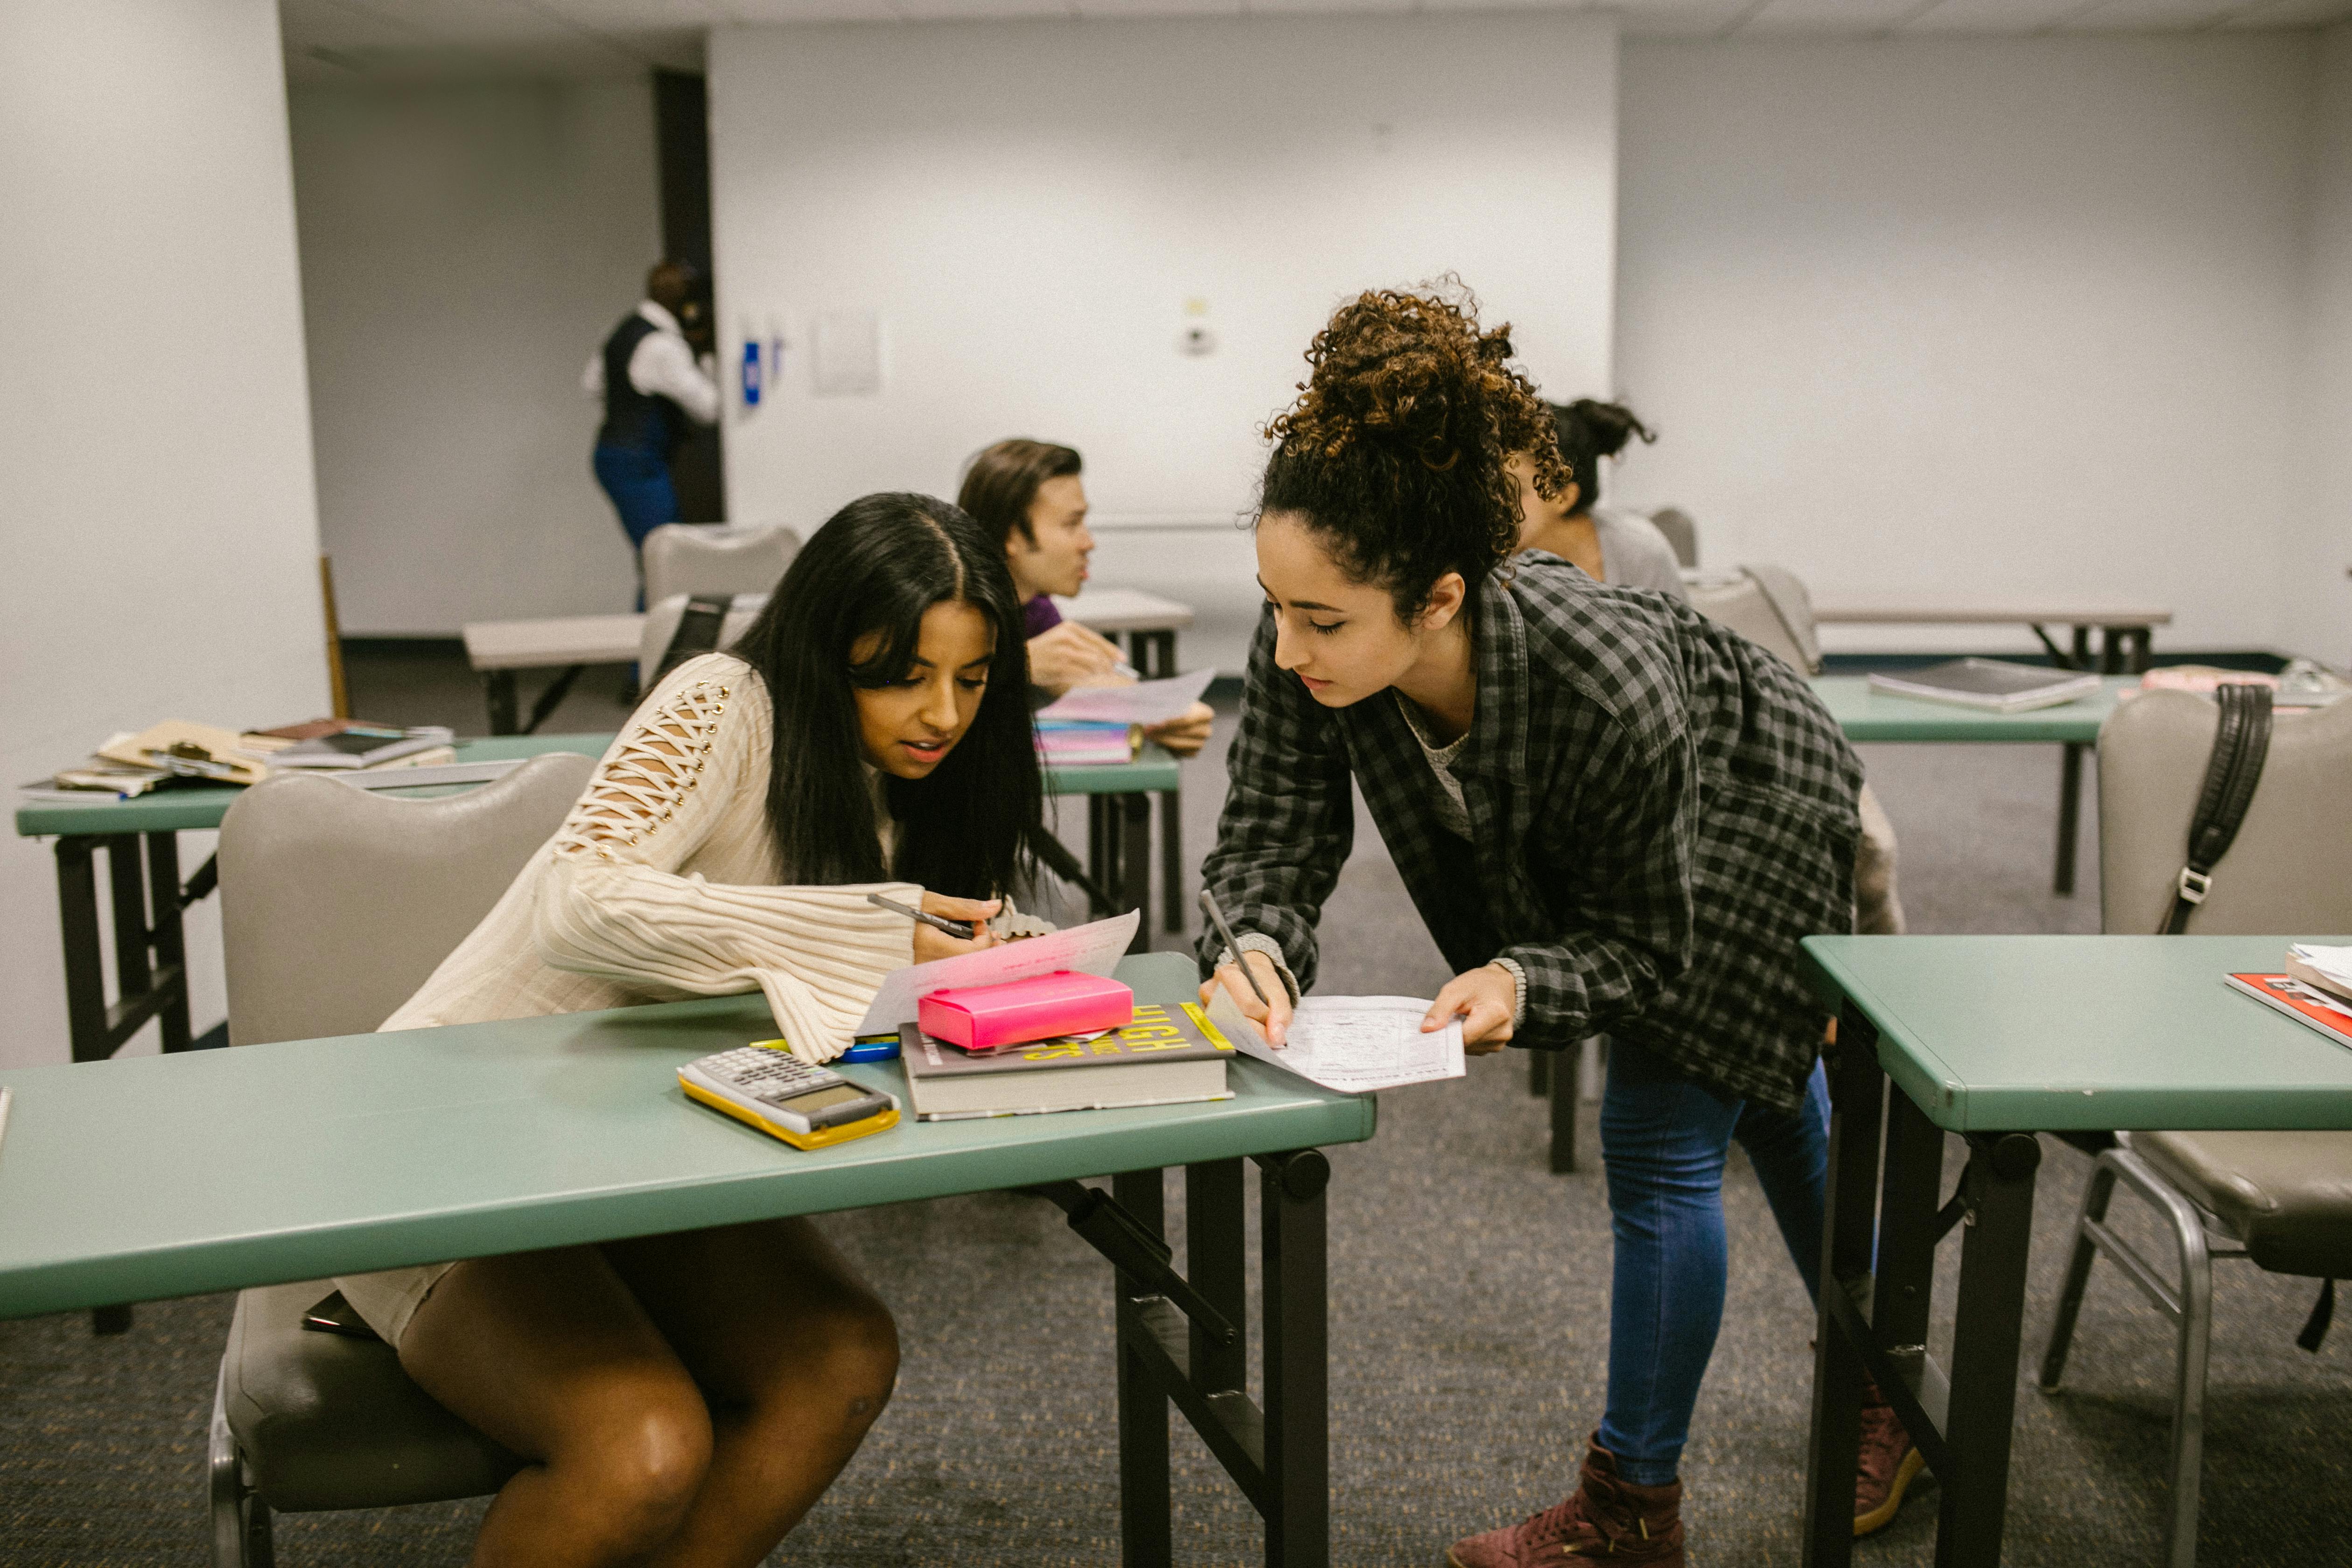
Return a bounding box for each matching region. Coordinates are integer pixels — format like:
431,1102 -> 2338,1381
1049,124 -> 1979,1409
917,971 -> 1135,1052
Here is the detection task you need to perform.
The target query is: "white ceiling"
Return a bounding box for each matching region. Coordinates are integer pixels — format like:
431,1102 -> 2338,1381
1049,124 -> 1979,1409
281,0 -> 2352,80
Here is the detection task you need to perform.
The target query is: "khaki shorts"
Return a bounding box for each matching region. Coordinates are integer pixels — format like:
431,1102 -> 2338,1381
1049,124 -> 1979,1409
334,1262 -> 456,1351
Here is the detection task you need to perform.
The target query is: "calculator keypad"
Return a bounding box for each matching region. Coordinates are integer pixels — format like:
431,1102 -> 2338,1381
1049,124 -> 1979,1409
704,1047 -> 844,1105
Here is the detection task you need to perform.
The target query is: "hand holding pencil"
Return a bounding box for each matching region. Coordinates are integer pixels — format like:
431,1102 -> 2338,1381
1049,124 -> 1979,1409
1197,890 -> 1291,1047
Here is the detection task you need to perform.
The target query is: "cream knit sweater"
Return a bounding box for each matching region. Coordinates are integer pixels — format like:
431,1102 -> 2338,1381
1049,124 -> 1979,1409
337,652 -> 924,1346
380,651 -> 918,1062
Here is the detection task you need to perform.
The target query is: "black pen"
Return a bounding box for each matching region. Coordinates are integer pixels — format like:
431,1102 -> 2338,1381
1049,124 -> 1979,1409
867,891 -> 978,941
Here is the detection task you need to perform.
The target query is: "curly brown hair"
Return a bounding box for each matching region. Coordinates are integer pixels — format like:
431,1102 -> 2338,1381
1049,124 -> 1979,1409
1259,280 -> 1568,619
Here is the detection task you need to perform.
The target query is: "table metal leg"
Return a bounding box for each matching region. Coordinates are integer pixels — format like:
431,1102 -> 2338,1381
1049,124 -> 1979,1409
1113,1169 -> 1173,1568
1802,1009 -> 1887,1567
482,669 -> 519,735
1122,793 -> 1151,953
2054,743 -> 2084,897
1259,1149 -> 1330,1568
144,833 -> 191,1053
1188,1161 -> 1249,1396
1087,796 -> 1113,918
1159,791 -> 1184,936
1548,1049 -> 1579,1174
56,837 -> 108,1066
1937,1132 -> 2040,1566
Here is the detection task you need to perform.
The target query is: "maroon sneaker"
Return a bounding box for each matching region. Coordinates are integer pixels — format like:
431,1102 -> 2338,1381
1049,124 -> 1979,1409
1853,1398 -> 1925,1535
1446,1437 -> 1685,1568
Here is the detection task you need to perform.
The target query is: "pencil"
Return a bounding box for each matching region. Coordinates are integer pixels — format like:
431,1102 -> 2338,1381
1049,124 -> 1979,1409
1197,889 -> 1277,1025
866,891 -> 978,941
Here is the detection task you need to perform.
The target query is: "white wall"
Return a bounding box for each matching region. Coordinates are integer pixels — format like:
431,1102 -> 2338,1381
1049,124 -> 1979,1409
2293,24 -> 2352,670
1616,37 -> 2314,657
289,77 -> 661,634
0,0 -> 329,1069
709,14 -> 1620,673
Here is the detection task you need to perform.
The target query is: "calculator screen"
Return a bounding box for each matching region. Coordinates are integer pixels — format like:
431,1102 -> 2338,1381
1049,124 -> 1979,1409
771,1085 -> 870,1114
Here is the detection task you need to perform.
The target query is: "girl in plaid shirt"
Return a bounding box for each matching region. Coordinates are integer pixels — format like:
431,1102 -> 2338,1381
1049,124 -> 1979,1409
1197,286 -> 1918,1563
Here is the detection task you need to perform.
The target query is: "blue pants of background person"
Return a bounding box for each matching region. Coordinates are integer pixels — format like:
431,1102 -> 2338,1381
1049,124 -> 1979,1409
592,443 -> 678,609
1596,1037 -> 1832,1487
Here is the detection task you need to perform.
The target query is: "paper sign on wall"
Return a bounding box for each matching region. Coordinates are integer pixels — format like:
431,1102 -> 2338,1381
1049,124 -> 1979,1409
813,309 -> 882,396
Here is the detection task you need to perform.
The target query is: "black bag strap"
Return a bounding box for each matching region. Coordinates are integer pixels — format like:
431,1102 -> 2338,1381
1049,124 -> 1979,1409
2159,681 -> 2274,935
653,593 -> 735,685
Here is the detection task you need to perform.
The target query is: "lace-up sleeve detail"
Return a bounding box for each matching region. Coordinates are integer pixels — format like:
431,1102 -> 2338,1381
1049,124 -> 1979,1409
530,654 -> 920,1063
552,672 -> 733,862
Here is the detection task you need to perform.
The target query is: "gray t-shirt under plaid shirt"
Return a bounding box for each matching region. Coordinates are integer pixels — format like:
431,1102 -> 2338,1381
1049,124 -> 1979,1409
1197,560 -> 1863,1113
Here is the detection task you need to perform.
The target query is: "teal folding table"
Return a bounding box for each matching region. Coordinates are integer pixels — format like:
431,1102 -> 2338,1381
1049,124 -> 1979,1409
0,952 -> 1374,1567
14,736 -> 1182,1073
1810,674 -> 2131,895
1797,933 -> 2352,1568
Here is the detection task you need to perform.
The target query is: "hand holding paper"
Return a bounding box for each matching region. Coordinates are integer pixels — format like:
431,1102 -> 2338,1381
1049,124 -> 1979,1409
1206,989 -> 1464,1094
855,910 -> 1139,1035
1036,669 -> 1217,728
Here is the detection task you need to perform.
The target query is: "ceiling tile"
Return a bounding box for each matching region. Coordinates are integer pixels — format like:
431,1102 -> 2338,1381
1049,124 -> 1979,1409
281,0 -> 431,53
2219,0 -> 2352,24
896,0 -> 1074,17
1418,0 -> 1588,13
2058,0 -> 2244,26
1614,0 -> 1758,34
1076,0 -> 1245,13
1248,0 -> 1414,12
1901,0 -> 2094,31
531,0 -> 729,25
1743,0 -> 1929,30
721,0 -> 900,19
328,0 -> 579,44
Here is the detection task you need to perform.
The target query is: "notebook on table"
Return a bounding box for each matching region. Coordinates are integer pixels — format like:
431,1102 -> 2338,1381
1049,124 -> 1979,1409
1866,659 -> 2102,713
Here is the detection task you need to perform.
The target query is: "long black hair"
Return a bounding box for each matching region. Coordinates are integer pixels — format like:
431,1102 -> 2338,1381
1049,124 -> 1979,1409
1549,399 -> 1657,516
728,492 -> 1040,899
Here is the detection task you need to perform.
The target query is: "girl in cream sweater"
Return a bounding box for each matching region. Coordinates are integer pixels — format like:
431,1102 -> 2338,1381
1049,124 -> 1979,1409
343,493 -> 1044,1568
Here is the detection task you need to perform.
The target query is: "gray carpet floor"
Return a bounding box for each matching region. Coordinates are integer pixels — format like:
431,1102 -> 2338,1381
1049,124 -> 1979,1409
4,653 -> 2345,1565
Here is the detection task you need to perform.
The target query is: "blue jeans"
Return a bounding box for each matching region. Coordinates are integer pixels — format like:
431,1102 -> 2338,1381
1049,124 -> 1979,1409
1595,1038 -> 1830,1486
592,443 -> 679,609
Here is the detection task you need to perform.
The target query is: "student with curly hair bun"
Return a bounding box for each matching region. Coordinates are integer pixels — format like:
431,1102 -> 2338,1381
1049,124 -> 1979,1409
1196,285 -> 1918,1564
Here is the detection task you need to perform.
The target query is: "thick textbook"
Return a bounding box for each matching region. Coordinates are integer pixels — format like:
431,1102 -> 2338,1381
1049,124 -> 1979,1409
1867,658 -> 2101,713
897,1000 -> 1234,1120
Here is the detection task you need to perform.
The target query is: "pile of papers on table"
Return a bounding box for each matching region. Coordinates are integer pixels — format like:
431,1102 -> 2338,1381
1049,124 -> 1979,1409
1033,670 -> 1215,766
20,718 -> 457,802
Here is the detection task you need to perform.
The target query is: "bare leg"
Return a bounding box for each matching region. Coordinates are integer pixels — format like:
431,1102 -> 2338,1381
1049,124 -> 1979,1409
603,1218 -> 899,1568
399,1246 -> 716,1568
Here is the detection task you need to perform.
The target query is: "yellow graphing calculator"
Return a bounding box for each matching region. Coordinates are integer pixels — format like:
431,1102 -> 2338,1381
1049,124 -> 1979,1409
679,1044 -> 900,1151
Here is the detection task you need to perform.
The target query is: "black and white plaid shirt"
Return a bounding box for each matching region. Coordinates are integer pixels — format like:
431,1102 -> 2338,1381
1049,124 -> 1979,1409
1198,558 -> 1863,1112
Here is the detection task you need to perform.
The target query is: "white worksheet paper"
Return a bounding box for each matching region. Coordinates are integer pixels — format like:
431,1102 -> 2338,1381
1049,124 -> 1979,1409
1207,990 -> 1465,1094
1036,668 -> 1217,728
854,910 -> 1140,1034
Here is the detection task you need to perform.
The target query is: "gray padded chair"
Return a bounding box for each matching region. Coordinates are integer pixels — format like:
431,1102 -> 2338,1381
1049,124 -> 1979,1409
640,521 -> 798,609
1684,564 -> 1902,935
209,753 -> 596,1566
2039,688 -> 2352,1568
1646,506 -> 1698,568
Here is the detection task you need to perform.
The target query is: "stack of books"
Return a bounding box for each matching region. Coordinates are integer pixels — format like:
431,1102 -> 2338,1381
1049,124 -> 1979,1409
896,999 -> 1236,1120
2228,945 -> 2352,1047
1036,720 -> 1139,767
